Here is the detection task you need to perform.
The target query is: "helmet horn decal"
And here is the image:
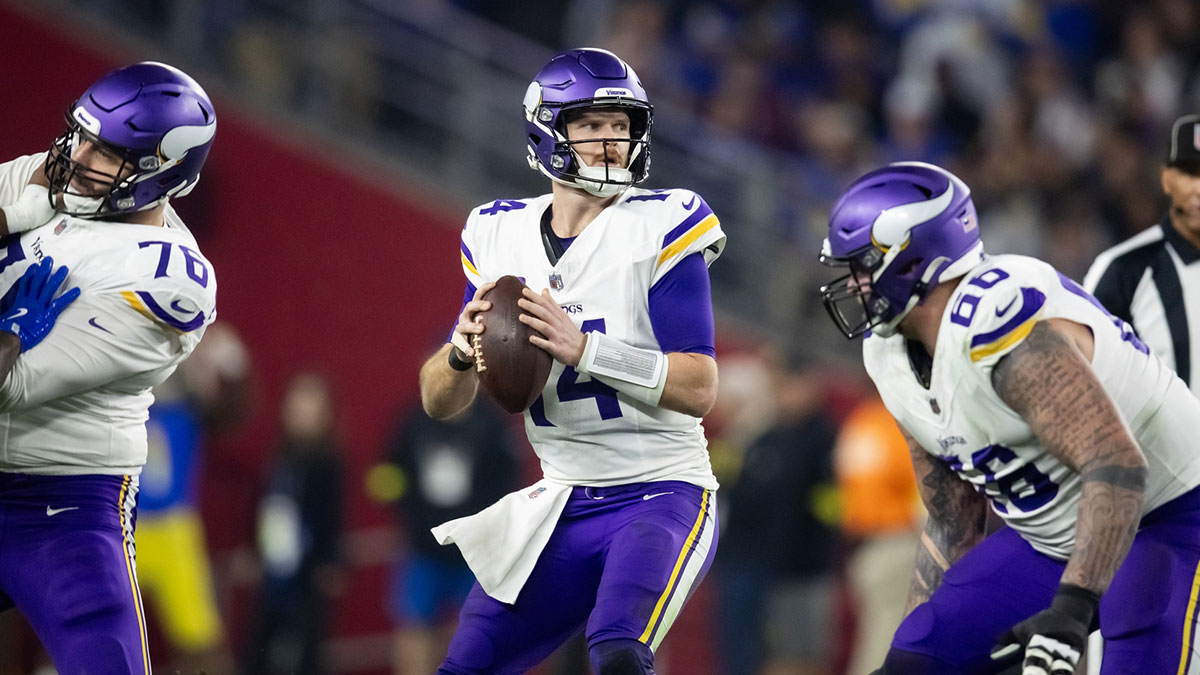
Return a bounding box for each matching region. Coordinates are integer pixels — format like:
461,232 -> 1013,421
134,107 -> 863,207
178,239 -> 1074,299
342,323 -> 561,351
160,122 -> 217,160
870,184 -> 953,249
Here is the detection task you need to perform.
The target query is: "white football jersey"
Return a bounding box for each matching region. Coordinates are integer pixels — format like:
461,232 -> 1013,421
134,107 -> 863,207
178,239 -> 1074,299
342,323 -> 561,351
865,254 -> 1200,559
0,153 -> 217,475
459,188 -> 725,489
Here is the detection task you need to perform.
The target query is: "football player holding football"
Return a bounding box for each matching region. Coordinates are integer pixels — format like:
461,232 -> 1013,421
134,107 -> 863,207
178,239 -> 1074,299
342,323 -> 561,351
0,61 -> 217,673
417,48 -> 724,674
820,162 -> 1200,673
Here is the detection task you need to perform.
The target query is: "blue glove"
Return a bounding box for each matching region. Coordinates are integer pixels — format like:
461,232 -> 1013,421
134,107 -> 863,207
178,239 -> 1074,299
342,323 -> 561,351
0,257 -> 81,352
992,583 -> 1099,675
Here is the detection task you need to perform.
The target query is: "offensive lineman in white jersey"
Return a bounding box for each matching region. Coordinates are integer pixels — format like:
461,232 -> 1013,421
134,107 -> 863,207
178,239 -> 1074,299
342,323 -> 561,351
0,62 -> 217,673
818,162 -> 1200,674
418,48 -> 724,674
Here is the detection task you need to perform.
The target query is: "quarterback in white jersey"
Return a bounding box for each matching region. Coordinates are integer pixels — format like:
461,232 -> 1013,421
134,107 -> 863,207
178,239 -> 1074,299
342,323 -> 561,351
0,62 -> 217,674
820,162 -> 1200,674
419,49 -> 722,675
456,187 -> 722,489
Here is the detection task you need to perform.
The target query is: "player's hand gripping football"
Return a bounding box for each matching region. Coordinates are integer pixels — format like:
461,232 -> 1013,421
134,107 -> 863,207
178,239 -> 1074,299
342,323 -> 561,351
517,287 -> 586,366
449,281 -> 496,366
0,257 -> 81,352
991,584 -> 1098,675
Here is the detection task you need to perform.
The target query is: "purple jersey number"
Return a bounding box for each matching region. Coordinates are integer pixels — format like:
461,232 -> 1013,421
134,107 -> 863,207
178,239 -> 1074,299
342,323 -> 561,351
138,241 -> 209,288
531,318 -> 622,426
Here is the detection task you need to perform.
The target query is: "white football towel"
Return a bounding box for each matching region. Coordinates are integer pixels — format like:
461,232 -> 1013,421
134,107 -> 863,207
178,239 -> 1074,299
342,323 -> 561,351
431,479 -> 572,604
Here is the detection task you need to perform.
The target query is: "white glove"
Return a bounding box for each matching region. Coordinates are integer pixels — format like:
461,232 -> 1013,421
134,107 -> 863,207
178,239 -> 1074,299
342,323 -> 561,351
0,184 -> 55,233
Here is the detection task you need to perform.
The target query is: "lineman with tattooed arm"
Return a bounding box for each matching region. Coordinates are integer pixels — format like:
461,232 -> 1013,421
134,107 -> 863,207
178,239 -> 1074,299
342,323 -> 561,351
819,162 -> 1200,674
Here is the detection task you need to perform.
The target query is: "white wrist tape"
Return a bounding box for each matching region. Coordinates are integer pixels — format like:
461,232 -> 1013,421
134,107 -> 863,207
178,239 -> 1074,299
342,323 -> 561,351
576,331 -> 669,406
1,184 -> 54,233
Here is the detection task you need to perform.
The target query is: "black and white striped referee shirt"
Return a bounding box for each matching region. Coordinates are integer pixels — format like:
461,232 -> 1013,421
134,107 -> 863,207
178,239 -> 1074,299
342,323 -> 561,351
1083,217 -> 1200,394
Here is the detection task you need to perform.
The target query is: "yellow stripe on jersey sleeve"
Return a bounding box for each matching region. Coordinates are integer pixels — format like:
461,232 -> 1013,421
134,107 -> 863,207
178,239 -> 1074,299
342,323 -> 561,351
969,315 -> 1039,363
656,214 -> 719,269
461,251 -> 480,277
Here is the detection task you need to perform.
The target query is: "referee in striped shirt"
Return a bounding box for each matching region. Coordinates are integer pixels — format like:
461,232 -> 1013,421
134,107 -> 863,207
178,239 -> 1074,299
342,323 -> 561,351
1084,114 -> 1200,396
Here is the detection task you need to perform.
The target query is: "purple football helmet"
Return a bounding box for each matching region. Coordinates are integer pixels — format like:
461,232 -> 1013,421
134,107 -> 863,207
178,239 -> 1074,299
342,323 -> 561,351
523,48 -> 652,197
45,61 -> 216,218
819,162 -> 984,338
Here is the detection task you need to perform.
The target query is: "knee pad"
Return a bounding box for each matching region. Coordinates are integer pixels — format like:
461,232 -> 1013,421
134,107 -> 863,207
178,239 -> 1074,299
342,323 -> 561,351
590,638 -> 655,675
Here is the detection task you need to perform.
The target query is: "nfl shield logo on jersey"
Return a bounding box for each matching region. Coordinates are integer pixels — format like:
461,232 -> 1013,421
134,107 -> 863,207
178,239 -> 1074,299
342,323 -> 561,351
549,273 -> 564,290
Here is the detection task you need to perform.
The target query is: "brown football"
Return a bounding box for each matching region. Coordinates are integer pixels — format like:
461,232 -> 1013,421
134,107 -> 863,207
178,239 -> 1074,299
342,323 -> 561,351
474,275 -> 553,414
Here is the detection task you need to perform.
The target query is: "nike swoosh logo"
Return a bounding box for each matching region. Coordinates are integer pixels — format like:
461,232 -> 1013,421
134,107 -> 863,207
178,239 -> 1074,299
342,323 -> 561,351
643,491 -> 675,501
46,506 -> 79,516
88,317 -> 113,334
681,195 -> 697,211
995,297 -> 1017,317
8,308 -> 27,320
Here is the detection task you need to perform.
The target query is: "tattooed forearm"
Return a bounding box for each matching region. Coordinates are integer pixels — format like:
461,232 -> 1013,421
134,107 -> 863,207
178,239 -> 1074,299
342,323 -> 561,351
905,528 -> 945,616
992,320 -> 1148,594
1064,466 -> 1147,592
901,433 -> 987,616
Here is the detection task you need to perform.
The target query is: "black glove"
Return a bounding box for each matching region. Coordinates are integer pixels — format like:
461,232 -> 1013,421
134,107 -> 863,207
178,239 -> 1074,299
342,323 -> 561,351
991,583 -> 1099,675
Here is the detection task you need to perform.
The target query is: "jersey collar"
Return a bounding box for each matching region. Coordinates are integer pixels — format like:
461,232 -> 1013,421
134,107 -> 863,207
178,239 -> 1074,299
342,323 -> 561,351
1162,214 -> 1200,264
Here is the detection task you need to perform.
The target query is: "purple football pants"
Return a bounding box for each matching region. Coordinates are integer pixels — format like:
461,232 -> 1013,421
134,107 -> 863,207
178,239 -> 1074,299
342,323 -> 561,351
886,486 -> 1200,674
438,481 -> 718,674
0,473 -> 149,675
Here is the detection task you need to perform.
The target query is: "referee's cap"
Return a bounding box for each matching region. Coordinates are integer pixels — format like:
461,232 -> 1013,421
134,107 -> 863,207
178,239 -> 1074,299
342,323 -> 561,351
1166,114 -> 1200,174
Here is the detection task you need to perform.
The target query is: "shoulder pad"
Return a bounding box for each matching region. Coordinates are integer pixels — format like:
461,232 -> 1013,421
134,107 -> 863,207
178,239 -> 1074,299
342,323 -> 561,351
651,190 -> 725,285
125,239 -> 216,333
949,264 -> 1047,368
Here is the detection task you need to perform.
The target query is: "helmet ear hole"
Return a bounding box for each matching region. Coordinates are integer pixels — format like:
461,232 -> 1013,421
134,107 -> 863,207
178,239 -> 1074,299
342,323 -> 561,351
898,257 -> 923,276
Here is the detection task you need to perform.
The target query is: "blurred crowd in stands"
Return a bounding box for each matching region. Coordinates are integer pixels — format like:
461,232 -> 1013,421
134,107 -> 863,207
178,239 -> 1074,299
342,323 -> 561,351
476,0 -> 1200,283
86,0 -> 1200,355
87,0 -> 1200,285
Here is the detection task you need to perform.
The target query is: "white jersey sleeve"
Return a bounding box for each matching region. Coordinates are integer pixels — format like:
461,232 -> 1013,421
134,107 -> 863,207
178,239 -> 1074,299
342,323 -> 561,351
0,154 -> 47,206
650,190 -> 726,286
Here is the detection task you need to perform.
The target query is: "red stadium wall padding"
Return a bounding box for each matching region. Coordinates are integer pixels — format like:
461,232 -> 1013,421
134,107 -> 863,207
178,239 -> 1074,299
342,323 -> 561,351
0,4 -> 720,673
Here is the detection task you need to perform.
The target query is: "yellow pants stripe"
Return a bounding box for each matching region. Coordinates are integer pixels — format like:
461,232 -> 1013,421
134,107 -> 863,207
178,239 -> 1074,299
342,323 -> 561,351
1178,558 -> 1200,675
638,490 -> 710,644
118,475 -> 151,675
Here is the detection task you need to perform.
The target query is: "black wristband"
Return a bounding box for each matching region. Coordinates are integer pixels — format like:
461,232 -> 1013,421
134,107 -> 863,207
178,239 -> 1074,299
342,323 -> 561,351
448,346 -> 474,371
1051,583 -> 1101,627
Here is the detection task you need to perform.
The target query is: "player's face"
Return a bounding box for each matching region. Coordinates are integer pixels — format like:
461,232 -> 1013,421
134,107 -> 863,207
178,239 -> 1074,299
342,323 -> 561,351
565,110 -> 631,169
1162,166 -> 1200,244
68,137 -> 129,196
